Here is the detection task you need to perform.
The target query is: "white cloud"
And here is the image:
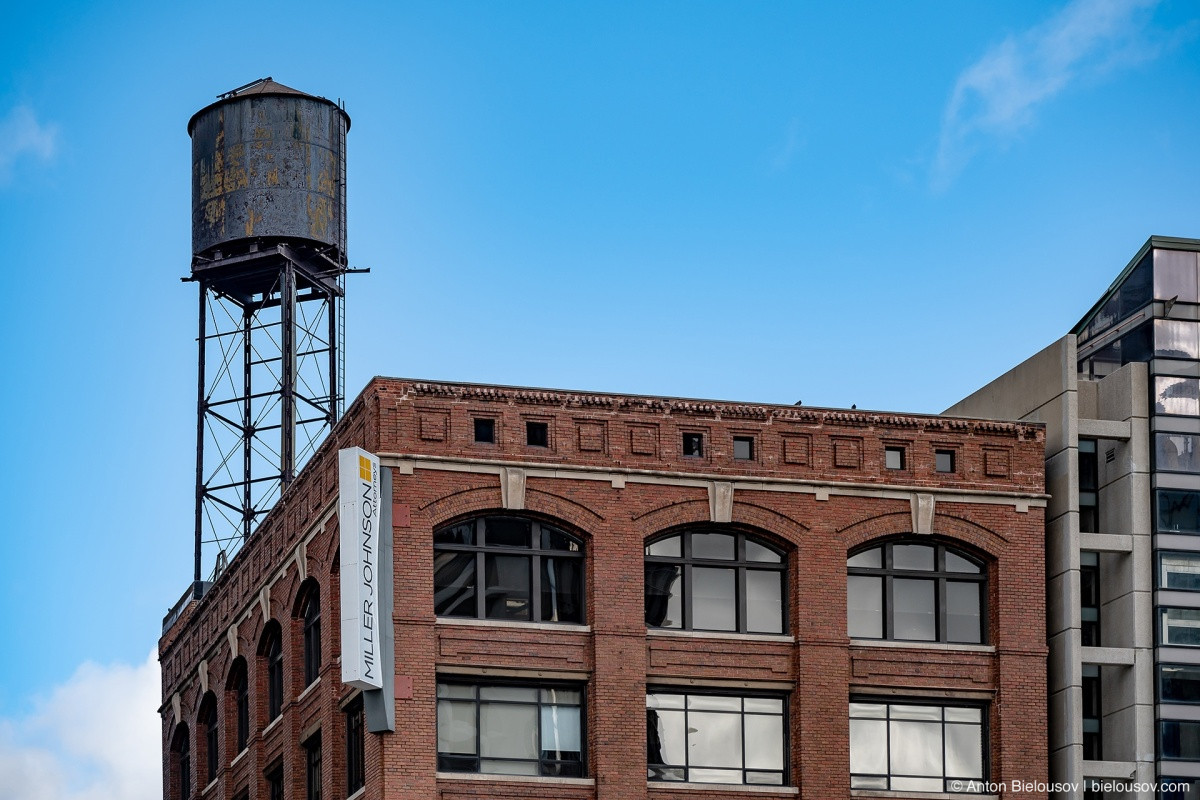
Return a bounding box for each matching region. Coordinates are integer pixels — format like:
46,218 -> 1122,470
0,652 -> 162,800
933,0 -> 1163,188
0,105 -> 59,182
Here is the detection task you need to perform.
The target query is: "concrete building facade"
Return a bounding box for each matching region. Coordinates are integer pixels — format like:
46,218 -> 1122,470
160,378 -> 1049,800
951,236 -> 1200,800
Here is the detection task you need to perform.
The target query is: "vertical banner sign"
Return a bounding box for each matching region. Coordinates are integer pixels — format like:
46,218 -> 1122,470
339,447 -> 384,691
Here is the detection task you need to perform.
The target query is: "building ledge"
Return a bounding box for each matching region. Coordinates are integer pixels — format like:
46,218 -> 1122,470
649,782 -> 798,794
436,772 -> 594,786
648,629 -> 794,644
1081,760 -> 1137,779
851,793 -> 997,800
297,676 -> 321,702
1078,419 -> 1132,440
1080,646 -> 1135,666
436,617 -> 591,633
1079,532 -> 1134,552
849,639 -> 995,654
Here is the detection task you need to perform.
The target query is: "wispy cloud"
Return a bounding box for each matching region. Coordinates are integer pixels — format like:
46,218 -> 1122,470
0,651 -> 161,800
770,117 -> 806,172
933,0 -> 1163,189
0,105 -> 59,183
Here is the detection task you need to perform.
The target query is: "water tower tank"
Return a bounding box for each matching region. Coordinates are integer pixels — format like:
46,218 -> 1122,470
188,78 -> 351,262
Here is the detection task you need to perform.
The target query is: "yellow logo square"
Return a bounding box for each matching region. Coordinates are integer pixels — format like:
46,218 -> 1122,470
358,455 -> 372,481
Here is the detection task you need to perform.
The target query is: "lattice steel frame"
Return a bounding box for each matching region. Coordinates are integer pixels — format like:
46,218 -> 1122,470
188,245 -> 345,588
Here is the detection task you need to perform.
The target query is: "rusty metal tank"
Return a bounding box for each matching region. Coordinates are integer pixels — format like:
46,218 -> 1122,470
188,78 -> 351,261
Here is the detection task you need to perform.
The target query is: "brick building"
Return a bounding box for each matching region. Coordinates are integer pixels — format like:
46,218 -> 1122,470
159,377 -> 1049,800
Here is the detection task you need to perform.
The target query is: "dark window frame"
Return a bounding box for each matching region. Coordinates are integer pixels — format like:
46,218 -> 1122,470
644,528 -> 787,635
1080,551 -> 1101,646
885,446 -> 906,471
1158,607 -> 1200,647
436,678 -> 586,778
1160,663 -> 1200,705
647,686 -> 788,786
733,435 -> 755,461
263,626 -> 284,722
473,417 -> 496,444
934,449 -> 956,474
682,432 -> 705,458
433,516 -> 585,624
525,420 -> 550,448
200,693 -> 218,785
231,659 -> 249,753
1160,719 -> 1200,760
849,697 -> 988,793
175,725 -> 192,800
1158,551 -> 1200,592
847,539 -> 987,645
1082,665 -> 1102,760
304,731 -> 323,800
301,585 -> 321,687
345,695 -> 365,795
265,762 -> 284,800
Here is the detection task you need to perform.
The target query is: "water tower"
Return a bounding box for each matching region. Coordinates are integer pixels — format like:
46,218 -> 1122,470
186,78 -> 353,593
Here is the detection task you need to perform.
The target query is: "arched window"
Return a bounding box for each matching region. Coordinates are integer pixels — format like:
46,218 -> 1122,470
434,516 -> 584,623
173,724 -> 191,800
297,582 -> 321,687
199,692 -> 218,785
644,529 -> 786,634
847,539 -> 986,644
227,657 -> 249,753
259,624 -> 284,723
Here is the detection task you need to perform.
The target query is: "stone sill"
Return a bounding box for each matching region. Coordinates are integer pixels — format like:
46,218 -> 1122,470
436,771 -> 594,786
648,782 -> 798,794
436,618 -> 591,633
849,639 -> 995,654
648,629 -> 795,644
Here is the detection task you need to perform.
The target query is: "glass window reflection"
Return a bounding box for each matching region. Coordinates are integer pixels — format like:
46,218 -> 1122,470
850,701 -> 985,792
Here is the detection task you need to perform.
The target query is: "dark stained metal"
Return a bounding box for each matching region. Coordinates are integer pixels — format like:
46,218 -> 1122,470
189,78 -> 351,262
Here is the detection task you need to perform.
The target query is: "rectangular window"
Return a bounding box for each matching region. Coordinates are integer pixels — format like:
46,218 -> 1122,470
1161,777 -> 1200,800
1082,665 -> 1102,760
1155,319 -> 1200,360
473,418 -> 495,444
1161,664 -> 1200,704
1080,552 -> 1100,646
1154,248 -> 1200,302
1159,490 -> 1200,534
437,681 -> 583,777
885,447 -> 905,470
1161,720 -> 1200,759
682,433 -> 704,458
1156,376 -> 1200,417
733,436 -> 755,461
935,450 -> 955,473
1161,607 -> 1200,646
647,690 -> 786,785
526,421 -> 548,447
266,765 -> 284,800
345,697 -> 364,794
1078,439 -> 1099,533
304,732 -> 322,800
850,700 -> 985,793
1159,433 -> 1200,474
1161,553 -> 1200,591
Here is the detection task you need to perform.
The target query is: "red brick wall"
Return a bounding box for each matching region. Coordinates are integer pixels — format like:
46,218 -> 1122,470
160,379 -> 1047,800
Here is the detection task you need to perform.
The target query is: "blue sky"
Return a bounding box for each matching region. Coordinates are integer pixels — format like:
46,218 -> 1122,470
1,0 -> 1198,795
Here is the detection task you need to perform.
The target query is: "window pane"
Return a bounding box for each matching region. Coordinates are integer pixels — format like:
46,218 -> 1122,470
1156,249 -> 1200,302
645,564 -> 683,628
484,555 -> 531,620
945,723 -> 983,778
688,695 -> 742,711
480,703 -> 537,759
847,576 -> 883,638
1159,490 -> 1200,534
1163,553 -> 1200,591
890,720 -> 943,777
438,683 -> 474,699
480,686 -> 538,701
485,518 -> 531,548
646,535 -> 681,557
850,718 -> 888,774
891,776 -> 944,792
538,526 -> 580,552
744,714 -> 784,770
541,688 -> 581,704
434,522 -> 474,545
647,708 -> 686,766
892,544 -> 935,571
745,540 -> 782,563
1158,433 -> 1200,474
744,697 -> 783,713
687,711 -> 743,768
848,547 -> 881,568
944,551 -> 980,574
1156,320 -> 1200,359
746,771 -> 784,785
688,768 -> 742,783
541,557 -> 583,623
893,579 -> 936,640
1156,376 -> 1200,417
480,759 -> 538,775
850,702 -> 887,718
946,582 -> 982,643
889,704 -> 941,721
692,568 -> 736,631
691,533 -> 736,560
943,707 -> 982,723
746,570 -> 783,634
434,553 -> 476,617
437,700 -> 477,755
540,705 -> 581,757
1164,608 -> 1200,646
1162,720 -> 1200,759
1161,665 -> 1200,704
